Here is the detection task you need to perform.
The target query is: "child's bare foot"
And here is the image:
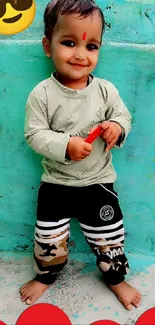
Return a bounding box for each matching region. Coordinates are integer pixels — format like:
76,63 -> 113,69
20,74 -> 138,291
109,281 -> 141,310
19,280 -> 49,305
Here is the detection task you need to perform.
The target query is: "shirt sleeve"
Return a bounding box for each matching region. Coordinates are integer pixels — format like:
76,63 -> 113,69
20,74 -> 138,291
104,81 -> 132,147
24,91 -> 70,163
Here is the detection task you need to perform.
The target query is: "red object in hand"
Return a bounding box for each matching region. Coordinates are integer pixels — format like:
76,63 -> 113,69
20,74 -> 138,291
85,125 -> 102,144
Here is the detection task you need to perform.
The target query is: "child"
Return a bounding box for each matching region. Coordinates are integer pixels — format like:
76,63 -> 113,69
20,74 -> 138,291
20,0 -> 141,310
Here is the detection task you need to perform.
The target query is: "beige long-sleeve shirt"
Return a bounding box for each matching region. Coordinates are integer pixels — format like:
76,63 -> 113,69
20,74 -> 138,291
25,73 -> 131,186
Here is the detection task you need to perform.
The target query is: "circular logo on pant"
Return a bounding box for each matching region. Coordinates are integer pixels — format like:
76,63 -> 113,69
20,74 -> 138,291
99,205 -> 114,221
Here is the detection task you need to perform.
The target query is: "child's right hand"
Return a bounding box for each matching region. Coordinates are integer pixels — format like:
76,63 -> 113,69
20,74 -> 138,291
66,137 -> 93,161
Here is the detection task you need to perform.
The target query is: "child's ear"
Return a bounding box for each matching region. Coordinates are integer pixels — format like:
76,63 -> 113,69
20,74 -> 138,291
42,36 -> 52,57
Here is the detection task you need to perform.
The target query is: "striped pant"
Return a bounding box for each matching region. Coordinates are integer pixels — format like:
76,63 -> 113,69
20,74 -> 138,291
34,182 -> 129,285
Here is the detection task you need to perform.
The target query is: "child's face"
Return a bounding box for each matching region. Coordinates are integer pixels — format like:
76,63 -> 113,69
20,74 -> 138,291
43,11 -> 102,81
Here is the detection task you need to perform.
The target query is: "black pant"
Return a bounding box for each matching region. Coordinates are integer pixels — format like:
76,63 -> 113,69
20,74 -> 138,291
34,182 -> 129,285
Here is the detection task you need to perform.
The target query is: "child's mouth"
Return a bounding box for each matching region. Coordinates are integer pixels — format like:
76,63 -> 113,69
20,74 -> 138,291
69,63 -> 87,69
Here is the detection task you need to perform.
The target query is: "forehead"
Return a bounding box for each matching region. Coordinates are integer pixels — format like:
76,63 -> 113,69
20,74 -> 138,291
55,11 -> 102,39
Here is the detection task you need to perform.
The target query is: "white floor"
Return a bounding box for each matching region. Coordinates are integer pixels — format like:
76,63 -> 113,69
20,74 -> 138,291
1,252 -> 155,325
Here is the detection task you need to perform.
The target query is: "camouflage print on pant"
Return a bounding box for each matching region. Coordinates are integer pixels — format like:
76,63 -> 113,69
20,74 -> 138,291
34,227 -> 128,285
87,240 -> 129,285
35,182 -> 129,285
33,228 -> 69,283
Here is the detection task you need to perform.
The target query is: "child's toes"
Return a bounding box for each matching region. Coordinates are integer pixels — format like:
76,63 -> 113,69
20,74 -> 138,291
125,303 -> 133,311
136,291 -> 141,299
19,285 -> 26,293
21,293 -> 28,302
132,295 -> 141,308
20,288 -> 28,301
136,292 -> 141,301
26,294 -> 37,305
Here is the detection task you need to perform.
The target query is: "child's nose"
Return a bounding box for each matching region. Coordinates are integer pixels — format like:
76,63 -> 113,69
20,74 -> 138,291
74,46 -> 86,60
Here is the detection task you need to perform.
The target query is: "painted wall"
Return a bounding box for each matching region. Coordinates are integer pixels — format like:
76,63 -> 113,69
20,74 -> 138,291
0,0 -> 155,258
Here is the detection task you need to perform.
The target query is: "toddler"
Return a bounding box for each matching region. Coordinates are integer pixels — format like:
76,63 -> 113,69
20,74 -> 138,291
20,0 -> 141,310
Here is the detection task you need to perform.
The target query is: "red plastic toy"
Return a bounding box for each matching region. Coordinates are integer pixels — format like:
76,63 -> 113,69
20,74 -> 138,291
85,125 -> 102,144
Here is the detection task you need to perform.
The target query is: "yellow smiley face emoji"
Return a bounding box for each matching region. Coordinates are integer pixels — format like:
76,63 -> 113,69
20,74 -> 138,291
0,0 -> 36,35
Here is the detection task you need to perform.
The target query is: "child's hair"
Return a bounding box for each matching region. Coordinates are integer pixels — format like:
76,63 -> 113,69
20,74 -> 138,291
44,0 -> 105,42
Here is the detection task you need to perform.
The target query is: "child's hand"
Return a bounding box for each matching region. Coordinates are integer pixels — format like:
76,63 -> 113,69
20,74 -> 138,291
66,137 -> 93,161
101,121 -> 122,151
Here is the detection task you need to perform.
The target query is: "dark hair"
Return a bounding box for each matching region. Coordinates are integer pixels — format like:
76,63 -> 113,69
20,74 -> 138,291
44,0 -> 105,42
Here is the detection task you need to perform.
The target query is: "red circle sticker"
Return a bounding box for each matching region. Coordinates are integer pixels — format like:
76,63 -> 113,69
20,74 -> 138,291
91,321 -> 120,325
16,303 -> 72,325
0,321 -> 7,325
136,307 -> 155,325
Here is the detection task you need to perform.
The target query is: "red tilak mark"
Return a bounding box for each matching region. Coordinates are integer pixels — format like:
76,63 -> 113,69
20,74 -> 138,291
82,32 -> 87,40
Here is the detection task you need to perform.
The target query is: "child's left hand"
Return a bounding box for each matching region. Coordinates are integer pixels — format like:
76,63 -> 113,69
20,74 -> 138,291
101,121 -> 122,151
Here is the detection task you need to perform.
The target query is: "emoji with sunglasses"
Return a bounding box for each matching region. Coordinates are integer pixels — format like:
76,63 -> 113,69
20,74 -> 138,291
0,0 -> 36,35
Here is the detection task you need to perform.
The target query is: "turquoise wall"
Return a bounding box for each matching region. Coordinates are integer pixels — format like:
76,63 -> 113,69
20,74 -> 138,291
0,0 -> 155,258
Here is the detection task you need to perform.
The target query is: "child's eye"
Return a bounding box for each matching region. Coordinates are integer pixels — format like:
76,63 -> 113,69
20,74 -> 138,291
60,40 -> 75,47
87,43 -> 99,51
